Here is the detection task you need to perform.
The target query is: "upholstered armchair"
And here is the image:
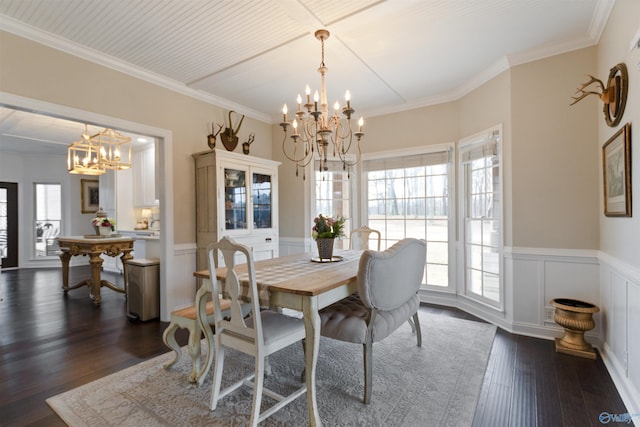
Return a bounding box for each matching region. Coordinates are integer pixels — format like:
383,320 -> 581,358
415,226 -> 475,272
319,238 -> 426,404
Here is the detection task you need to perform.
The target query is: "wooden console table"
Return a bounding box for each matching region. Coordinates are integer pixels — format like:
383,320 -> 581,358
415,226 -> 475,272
57,235 -> 134,305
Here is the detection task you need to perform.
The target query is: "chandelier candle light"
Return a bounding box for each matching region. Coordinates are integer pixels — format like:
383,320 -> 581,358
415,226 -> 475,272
67,126 -> 132,176
67,124 -> 106,176
90,128 -> 132,171
280,29 -> 364,179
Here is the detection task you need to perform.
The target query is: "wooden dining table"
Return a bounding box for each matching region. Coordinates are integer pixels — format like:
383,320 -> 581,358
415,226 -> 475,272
193,250 -> 362,427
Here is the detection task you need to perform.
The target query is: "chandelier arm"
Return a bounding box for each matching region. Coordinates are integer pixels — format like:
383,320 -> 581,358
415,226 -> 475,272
334,131 -> 363,167
281,133 -> 314,167
332,121 -> 354,143
336,141 -> 362,167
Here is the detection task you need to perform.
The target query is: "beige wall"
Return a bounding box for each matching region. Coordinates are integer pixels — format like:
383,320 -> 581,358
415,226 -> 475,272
511,47 -> 600,249
275,49 -> 599,253
362,102 -> 458,152
0,24 -> 613,254
597,0 -> 640,266
0,30 -> 273,245
271,124 -> 307,239
274,100 -> 460,240
458,70 -> 512,245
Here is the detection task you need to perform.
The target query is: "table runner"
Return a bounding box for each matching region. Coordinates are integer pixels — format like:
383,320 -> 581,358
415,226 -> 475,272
217,250 -> 361,306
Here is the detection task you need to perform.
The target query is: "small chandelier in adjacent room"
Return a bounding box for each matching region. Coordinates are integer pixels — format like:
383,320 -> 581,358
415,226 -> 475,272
67,125 -> 132,175
91,128 -> 132,170
67,125 -> 106,175
280,29 -> 364,179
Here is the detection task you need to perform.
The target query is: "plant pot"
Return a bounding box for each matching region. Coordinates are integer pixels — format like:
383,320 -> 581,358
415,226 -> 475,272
551,298 -> 600,359
316,238 -> 335,261
98,226 -> 111,237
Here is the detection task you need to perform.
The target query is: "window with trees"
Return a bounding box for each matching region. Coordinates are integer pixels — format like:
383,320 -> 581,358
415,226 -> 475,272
362,148 -> 453,288
313,160 -> 353,250
459,128 -> 502,306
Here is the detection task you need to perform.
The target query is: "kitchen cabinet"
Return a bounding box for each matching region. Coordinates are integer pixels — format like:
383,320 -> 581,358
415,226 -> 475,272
119,230 -> 160,259
133,144 -> 158,207
193,149 -> 279,269
99,170 -> 116,218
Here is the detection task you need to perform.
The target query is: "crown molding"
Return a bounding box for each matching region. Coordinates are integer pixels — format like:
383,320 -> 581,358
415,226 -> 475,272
1,1 -> 614,126
0,16 -> 271,124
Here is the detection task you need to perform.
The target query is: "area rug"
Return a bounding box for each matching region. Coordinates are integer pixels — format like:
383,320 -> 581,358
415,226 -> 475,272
47,313 -> 496,426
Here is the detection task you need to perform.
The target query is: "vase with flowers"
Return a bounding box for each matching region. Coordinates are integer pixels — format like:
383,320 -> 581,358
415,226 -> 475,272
312,214 -> 345,260
92,216 -> 116,236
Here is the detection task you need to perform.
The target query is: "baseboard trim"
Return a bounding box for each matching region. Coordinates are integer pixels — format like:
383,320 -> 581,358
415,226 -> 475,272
600,343 -> 640,425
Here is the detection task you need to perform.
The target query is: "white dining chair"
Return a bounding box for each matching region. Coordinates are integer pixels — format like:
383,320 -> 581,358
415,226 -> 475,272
318,238 -> 426,404
349,225 -> 381,251
203,236 -> 307,426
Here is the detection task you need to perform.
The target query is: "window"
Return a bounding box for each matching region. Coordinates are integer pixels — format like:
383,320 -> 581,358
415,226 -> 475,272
362,147 -> 453,288
459,127 -> 502,306
34,183 -> 62,257
313,160 -> 352,250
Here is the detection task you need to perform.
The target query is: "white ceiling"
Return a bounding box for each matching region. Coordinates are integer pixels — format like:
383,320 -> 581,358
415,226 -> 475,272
0,0 -> 613,154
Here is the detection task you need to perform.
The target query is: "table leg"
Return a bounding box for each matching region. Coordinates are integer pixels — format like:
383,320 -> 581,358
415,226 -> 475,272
88,252 -> 104,305
59,251 -> 71,292
303,296 -> 322,427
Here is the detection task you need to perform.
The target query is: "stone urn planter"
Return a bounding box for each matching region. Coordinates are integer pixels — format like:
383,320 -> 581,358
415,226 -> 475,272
551,298 -> 600,359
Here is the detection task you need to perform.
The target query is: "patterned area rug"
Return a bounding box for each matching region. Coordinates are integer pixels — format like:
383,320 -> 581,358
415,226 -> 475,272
47,313 -> 496,426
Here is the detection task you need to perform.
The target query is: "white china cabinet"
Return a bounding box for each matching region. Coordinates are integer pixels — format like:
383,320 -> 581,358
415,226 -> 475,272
193,149 -> 279,269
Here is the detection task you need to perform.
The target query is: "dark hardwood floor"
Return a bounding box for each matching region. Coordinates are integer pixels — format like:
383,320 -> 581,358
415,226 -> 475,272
0,267 -> 628,426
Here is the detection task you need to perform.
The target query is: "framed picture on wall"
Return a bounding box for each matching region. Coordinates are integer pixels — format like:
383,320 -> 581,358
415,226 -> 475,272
81,179 -> 99,213
602,123 -> 631,217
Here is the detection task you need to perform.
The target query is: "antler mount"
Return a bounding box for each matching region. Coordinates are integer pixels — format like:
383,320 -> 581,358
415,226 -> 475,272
570,63 -> 628,127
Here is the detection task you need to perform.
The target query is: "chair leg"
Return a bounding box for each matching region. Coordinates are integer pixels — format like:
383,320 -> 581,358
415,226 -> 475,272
413,312 -> 422,347
197,319 -> 215,386
186,321 -> 203,384
210,344 -> 225,411
161,322 -> 181,370
250,355 -> 266,427
407,317 -> 416,333
363,341 -> 373,404
264,356 -> 272,377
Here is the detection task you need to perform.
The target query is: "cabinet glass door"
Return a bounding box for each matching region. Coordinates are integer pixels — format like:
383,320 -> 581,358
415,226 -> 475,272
224,168 -> 247,230
252,172 -> 272,229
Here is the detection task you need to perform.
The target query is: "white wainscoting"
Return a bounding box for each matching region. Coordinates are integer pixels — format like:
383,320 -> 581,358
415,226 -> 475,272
279,237 -> 311,256
421,247 -> 601,341
162,243 -> 197,322
599,252 -> 640,419
507,247 -> 601,340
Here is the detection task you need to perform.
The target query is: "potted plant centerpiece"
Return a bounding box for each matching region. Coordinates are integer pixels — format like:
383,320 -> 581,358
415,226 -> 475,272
92,216 -> 116,236
312,214 -> 345,260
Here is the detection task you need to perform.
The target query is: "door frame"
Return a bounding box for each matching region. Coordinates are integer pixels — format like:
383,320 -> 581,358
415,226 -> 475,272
0,182 -> 19,269
0,92 -> 175,320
